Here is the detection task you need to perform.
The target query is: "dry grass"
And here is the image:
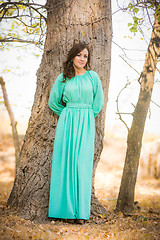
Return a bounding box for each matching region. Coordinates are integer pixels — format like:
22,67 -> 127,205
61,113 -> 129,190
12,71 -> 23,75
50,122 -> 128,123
0,134 -> 160,240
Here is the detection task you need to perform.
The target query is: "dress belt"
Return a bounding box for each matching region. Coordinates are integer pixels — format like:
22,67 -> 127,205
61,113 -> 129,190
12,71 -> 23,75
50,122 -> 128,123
66,102 -> 92,109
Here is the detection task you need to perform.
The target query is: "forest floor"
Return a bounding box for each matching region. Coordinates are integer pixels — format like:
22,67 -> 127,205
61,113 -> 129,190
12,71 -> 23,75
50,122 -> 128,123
0,133 -> 160,240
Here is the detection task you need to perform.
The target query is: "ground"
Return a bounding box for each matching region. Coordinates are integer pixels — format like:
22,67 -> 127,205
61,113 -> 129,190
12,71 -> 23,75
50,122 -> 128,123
0,133 -> 160,240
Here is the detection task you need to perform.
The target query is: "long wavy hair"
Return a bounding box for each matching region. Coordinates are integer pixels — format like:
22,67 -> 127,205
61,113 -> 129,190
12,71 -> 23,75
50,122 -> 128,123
62,41 -> 91,82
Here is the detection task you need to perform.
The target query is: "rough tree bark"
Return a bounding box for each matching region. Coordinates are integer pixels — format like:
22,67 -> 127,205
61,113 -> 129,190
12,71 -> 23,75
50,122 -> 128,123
7,0 -> 112,221
0,76 -> 20,167
116,10 -> 160,213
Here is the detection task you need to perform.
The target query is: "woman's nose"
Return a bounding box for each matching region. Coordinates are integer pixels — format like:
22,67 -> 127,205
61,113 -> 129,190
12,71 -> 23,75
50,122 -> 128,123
80,56 -> 85,61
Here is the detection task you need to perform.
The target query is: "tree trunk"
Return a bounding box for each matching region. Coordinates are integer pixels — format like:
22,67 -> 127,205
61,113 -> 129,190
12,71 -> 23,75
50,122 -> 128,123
116,12 -> 160,213
7,0 -> 112,221
0,76 -> 20,168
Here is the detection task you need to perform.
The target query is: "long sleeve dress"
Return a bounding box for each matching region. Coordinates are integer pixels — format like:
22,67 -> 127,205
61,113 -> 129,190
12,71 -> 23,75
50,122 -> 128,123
48,70 -> 104,220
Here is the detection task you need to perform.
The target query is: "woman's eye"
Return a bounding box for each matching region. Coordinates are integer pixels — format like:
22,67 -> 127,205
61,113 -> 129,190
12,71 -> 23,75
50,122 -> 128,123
76,54 -> 88,58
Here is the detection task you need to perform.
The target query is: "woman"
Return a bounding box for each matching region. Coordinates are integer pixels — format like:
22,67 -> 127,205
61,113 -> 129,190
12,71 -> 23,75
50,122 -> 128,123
48,41 -> 104,224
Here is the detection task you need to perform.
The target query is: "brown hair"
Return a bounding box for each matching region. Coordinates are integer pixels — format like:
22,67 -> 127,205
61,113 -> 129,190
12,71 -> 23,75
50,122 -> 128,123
62,41 -> 91,82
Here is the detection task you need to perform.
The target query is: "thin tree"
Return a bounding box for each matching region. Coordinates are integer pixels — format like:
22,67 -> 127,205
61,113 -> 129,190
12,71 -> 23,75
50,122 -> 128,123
116,1 -> 160,213
0,76 -> 20,167
6,0 -> 112,221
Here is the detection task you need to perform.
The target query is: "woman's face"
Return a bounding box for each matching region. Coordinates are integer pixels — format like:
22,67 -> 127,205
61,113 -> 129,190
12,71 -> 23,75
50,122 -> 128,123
73,48 -> 89,70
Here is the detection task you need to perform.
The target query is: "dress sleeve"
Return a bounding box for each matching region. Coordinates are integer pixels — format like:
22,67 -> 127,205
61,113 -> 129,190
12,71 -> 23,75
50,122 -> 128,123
92,72 -> 104,118
48,73 -> 65,116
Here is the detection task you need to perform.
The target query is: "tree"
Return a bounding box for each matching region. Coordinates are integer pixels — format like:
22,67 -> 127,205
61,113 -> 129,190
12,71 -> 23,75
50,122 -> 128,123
116,1 -> 160,213
0,76 -> 20,166
7,0 -> 112,221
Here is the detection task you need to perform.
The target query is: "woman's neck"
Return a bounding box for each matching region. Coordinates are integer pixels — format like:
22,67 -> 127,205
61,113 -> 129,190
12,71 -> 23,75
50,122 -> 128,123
74,68 -> 86,76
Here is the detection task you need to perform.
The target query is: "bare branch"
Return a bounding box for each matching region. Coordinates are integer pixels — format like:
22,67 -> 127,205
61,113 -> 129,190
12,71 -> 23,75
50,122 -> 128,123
27,0 -> 33,25
2,14 -> 43,19
119,55 -> 141,75
27,4 -> 46,22
0,1 -> 46,9
0,37 -> 41,45
112,40 -> 147,64
112,8 -> 122,15
145,5 -> 153,28
156,66 -> 160,74
116,82 -> 132,131
151,99 -> 160,108
0,3 -> 11,20
15,16 -> 39,28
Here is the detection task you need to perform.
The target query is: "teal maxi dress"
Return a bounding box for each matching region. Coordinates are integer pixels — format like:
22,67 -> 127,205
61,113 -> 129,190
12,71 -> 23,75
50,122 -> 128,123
48,70 -> 104,220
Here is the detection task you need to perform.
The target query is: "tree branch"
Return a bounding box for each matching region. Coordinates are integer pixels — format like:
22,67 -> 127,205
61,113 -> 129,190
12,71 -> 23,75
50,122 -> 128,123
0,1 -> 47,22
0,37 -> 43,48
151,99 -> 160,108
116,82 -> 133,131
119,55 -> 141,75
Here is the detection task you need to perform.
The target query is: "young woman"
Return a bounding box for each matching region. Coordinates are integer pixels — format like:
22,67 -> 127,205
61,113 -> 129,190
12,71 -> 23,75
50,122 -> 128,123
48,41 -> 104,224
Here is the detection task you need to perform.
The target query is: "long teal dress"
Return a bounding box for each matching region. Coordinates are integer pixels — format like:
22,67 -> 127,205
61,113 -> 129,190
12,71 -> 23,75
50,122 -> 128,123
48,70 -> 104,220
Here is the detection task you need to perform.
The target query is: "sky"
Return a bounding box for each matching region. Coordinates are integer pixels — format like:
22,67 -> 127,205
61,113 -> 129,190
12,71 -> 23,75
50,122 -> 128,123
0,0 -> 160,137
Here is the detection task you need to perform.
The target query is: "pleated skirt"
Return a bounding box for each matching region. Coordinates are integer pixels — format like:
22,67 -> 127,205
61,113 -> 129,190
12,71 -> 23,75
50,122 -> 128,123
48,104 -> 95,220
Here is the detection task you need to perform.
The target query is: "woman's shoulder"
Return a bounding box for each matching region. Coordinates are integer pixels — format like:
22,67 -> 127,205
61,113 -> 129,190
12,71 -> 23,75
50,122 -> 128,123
55,72 -> 65,83
56,72 -> 63,80
87,70 -> 100,82
87,70 -> 99,77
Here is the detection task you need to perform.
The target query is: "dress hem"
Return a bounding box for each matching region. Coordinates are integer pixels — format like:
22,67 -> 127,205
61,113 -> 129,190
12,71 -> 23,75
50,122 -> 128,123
48,215 -> 90,220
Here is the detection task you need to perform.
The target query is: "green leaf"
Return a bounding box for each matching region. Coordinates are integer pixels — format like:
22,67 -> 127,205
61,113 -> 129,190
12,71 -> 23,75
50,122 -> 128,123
130,27 -> 138,33
128,23 -> 132,27
133,8 -> 139,13
133,17 -> 139,22
148,4 -> 155,9
128,3 -> 133,9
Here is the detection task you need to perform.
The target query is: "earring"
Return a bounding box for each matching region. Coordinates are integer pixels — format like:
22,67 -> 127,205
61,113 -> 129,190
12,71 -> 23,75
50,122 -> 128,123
71,60 -> 73,62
